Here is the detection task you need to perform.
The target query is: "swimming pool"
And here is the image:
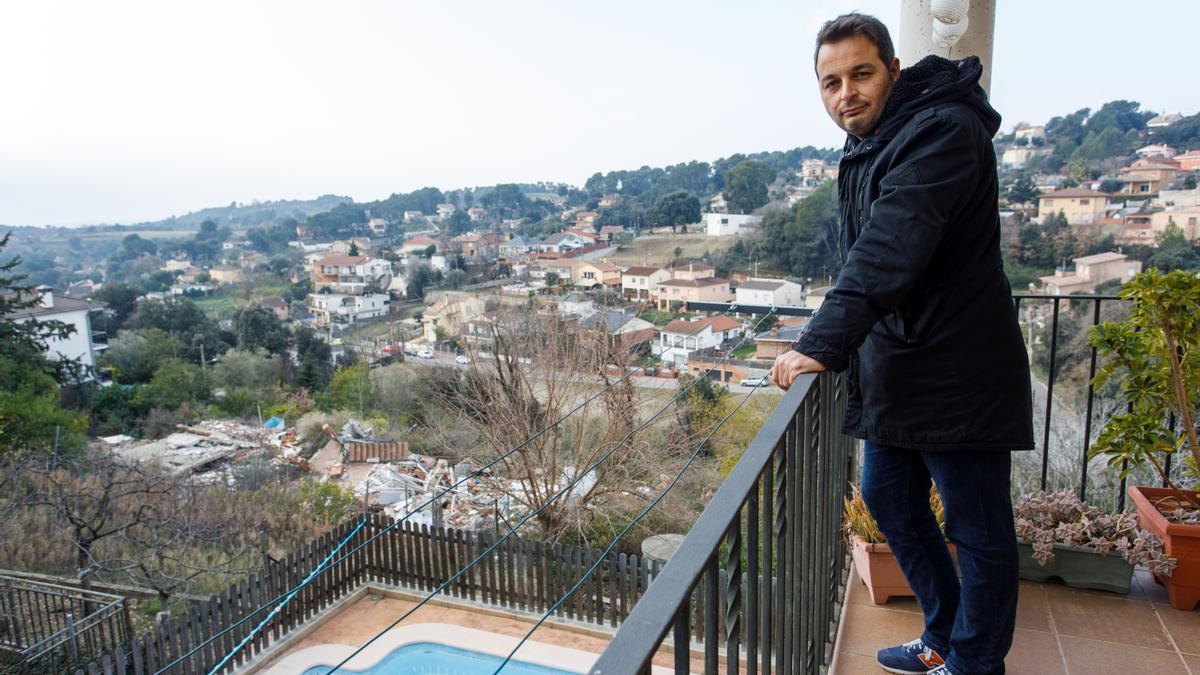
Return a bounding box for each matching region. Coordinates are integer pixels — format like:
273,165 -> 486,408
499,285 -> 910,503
301,641 -> 580,675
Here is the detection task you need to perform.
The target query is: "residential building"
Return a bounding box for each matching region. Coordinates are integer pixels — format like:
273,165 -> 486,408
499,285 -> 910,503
598,225 -> 625,241
453,233 -> 499,258
1136,144 -> 1177,160
1147,112 -> 1183,128
436,203 -> 456,219
578,308 -> 653,336
1037,188 -> 1110,225
312,255 -> 392,294
735,278 -> 806,308
539,231 -> 589,253
538,259 -> 576,285
1157,187 -> 1200,208
1119,160 -> 1183,195
307,293 -> 390,326
1013,124 -> 1046,143
654,277 -> 733,310
708,193 -> 729,213
1174,150 -> 1200,172
498,235 -> 539,257
422,292 -> 486,343
163,259 -> 195,273
403,210 -> 425,223
467,207 -> 487,222
798,159 -> 838,186
330,237 -> 372,255
571,260 -> 621,289
1001,147 -> 1047,168
557,293 -> 594,317
704,213 -> 759,236
208,267 -> 244,284
367,218 -> 388,236
656,315 -> 745,366
399,235 -> 439,256
621,266 -> 671,300
754,324 -> 809,360
5,288 -> 106,374
258,296 -> 289,321
1038,252 -> 1142,295
574,212 -> 599,230
1150,207 -> 1200,240
671,262 -> 715,281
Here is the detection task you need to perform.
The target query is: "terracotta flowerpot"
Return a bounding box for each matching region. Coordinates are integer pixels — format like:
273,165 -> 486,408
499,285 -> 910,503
1017,540 -> 1133,594
1128,485 -> 1200,611
850,536 -> 913,604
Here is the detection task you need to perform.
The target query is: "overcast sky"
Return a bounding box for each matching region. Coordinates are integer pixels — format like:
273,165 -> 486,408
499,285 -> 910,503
3,1 -> 1197,227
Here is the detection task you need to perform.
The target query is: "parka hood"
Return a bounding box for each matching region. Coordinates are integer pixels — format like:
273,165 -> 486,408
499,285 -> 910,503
850,55 -> 1000,153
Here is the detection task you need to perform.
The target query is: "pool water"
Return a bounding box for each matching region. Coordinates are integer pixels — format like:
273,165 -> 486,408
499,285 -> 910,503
301,642 -> 581,675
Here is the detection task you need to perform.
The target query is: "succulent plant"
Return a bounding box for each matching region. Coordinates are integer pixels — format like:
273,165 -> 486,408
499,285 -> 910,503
1014,490 -> 1176,577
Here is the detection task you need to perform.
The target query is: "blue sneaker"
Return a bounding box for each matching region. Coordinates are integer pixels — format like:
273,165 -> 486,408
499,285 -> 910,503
927,666 -> 956,675
876,638 -> 946,674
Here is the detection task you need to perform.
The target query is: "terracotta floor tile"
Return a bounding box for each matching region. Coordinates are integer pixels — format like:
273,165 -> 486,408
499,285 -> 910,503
1045,584 -> 1173,650
1182,652 -> 1200,672
1014,583 -> 1051,633
1005,628 -> 1064,674
1155,604 -> 1200,655
835,604 -> 925,658
827,651 -> 882,674
1059,636 -> 1189,674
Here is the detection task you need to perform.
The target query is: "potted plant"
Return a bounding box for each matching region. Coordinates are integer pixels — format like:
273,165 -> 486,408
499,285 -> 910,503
1014,490 -> 1174,594
844,484 -> 945,604
1089,268 -> 1200,610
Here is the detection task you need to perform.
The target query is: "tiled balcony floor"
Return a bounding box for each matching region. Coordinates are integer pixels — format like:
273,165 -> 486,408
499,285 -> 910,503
831,566 -> 1200,674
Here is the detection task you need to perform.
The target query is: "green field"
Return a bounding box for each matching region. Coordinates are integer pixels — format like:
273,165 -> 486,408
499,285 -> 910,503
194,281 -> 289,319
605,233 -> 745,268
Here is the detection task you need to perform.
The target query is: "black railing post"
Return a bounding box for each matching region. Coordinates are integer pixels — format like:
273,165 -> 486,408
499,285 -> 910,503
1079,298 -> 1102,502
1041,297 -> 1061,490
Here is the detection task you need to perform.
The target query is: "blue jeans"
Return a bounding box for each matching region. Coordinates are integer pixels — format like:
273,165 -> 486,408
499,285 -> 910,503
861,442 -> 1019,674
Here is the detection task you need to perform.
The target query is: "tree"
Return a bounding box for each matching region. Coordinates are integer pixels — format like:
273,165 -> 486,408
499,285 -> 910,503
1098,178 -> 1126,194
751,181 -> 838,277
647,192 -> 701,233
131,296 -> 232,365
1004,174 -> 1038,204
722,160 -> 777,214
91,282 -> 143,333
100,328 -> 180,383
133,359 -> 211,412
326,362 -> 372,415
233,305 -> 289,355
348,241 -> 360,256
544,271 -> 560,289
0,232 -> 74,384
445,210 -> 472,235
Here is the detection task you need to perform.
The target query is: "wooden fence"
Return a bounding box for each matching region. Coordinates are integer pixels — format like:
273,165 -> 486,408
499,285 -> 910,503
51,513 -> 662,674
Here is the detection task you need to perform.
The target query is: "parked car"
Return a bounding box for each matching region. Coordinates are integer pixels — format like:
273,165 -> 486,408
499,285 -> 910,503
417,349 -> 435,359
740,376 -> 769,387
455,354 -> 470,365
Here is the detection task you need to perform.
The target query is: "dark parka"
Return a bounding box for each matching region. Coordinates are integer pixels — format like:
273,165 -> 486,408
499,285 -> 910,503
794,55 -> 1033,451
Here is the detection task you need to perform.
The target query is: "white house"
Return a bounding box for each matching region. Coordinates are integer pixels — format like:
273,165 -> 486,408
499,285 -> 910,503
539,232 -> 589,253
735,278 -> 806,308
704,213 -> 759,236
655,315 -> 745,367
557,293 -> 594,317
307,293 -> 390,326
6,289 -> 106,375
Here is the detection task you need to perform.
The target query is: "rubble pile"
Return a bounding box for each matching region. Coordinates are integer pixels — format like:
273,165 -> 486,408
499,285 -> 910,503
353,456 -> 519,531
109,420 -> 307,484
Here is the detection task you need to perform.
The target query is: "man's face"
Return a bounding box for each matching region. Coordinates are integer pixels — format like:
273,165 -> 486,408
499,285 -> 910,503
815,34 -> 900,139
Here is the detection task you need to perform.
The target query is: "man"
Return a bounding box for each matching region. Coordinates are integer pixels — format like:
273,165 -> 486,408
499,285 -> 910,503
769,13 -> 1033,675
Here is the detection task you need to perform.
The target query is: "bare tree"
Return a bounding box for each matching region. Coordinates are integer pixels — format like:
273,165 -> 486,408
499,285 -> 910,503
428,311 -> 679,542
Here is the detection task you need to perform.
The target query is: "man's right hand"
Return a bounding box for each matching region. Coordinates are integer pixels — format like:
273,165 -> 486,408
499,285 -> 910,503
769,350 -> 827,390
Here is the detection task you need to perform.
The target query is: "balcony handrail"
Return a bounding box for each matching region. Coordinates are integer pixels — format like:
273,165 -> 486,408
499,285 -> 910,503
593,372 -> 839,674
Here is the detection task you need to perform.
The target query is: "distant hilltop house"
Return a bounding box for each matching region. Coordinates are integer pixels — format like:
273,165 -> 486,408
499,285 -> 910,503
467,207 -> 487,222
312,255 -> 392,294
1174,150 -> 1200,172
735,278 -> 805,308
621,266 -> 671,301
1118,158 -> 1183,196
208,266 -> 243,284
436,203 -> 456,218
1135,144 -> 1177,160
1036,188 -> 1110,225
1013,124 -> 1046,143
570,260 -> 621,289
399,235 -> 438,256
1147,112 -> 1183,128
403,210 -> 425,223
5,288 -> 107,375
704,213 -> 759,236
656,315 -> 745,367
1038,252 -> 1142,295
367,217 -> 389,236
498,235 -> 539,257
307,293 -> 389,327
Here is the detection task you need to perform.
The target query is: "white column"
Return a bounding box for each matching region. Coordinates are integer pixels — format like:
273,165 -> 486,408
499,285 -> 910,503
897,0 -> 996,94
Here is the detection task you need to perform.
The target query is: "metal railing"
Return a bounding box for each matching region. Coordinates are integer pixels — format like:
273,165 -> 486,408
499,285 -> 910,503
592,371 -> 853,674
0,575 -> 132,673
1010,293 -> 1185,512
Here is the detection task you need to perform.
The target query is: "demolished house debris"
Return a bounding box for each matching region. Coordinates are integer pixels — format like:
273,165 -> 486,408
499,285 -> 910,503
108,419 -> 309,486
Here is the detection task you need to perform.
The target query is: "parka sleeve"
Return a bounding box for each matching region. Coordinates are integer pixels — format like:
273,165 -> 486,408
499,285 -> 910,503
793,115 -> 980,372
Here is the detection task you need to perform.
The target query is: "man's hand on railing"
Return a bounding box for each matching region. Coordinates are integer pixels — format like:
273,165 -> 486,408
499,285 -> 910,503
769,349 -> 826,390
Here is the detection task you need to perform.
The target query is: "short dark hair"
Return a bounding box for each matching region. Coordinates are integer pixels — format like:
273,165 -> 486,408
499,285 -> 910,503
814,13 -> 895,73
